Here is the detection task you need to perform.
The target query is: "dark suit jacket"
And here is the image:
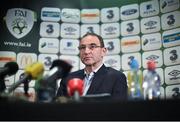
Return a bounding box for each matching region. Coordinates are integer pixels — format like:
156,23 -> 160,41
56,64 -> 128,100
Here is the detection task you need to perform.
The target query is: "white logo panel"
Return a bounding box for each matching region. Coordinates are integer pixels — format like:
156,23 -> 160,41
40,22 -> 60,38
162,28 -> 180,47
160,0 -> 179,13
122,52 -> 141,70
41,7 -> 60,22
61,8 -> 80,23
142,50 -> 163,68
103,55 -> 121,71
101,23 -> 120,38
81,24 -> 100,37
104,38 -> 120,55
39,38 -> 59,54
121,19 -> 140,36
59,55 -> 80,72
121,35 -> 140,53
141,33 -> 162,51
140,0 -> 159,17
165,84 -> 180,99
101,7 -> 119,23
161,11 -> 180,30
60,39 -> 79,55
163,46 -> 180,66
81,9 -> 100,23
0,51 -> 16,67
165,65 -> 180,85
120,4 -> 139,20
61,23 -> 80,39
38,54 -> 58,70
141,16 -> 160,34
17,52 -> 37,69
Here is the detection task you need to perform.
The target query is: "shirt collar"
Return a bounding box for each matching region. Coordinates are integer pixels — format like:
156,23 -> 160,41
84,63 -> 103,75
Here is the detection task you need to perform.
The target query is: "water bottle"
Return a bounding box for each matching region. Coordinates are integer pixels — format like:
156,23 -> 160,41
34,76 -> 57,102
142,60 -> 161,100
127,56 -> 143,100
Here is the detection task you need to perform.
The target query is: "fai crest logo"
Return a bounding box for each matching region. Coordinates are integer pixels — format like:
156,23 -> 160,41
5,8 -> 36,39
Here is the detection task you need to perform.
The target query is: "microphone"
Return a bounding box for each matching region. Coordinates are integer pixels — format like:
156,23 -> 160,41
0,62 -> 19,92
5,62 -> 44,94
67,78 -> 84,102
41,59 -> 72,84
0,62 -> 19,78
35,59 -> 72,102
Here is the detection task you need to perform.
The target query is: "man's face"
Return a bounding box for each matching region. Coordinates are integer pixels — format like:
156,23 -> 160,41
79,35 -> 107,67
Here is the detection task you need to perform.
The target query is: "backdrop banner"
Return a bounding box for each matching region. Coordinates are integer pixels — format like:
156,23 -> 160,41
0,0 -> 180,101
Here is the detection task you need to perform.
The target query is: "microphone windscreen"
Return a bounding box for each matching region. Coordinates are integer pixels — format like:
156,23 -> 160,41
50,59 -> 72,78
25,62 -> 44,79
4,62 -> 19,76
67,78 -> 84,96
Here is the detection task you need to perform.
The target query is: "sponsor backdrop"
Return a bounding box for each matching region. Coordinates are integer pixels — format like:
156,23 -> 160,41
0,0 -> 180,101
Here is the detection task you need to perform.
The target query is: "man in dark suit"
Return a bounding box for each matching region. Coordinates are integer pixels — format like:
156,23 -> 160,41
56,33 -> 128,100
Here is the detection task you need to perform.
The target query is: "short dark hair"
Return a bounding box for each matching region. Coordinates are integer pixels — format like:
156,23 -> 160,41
81,33 -> 104,47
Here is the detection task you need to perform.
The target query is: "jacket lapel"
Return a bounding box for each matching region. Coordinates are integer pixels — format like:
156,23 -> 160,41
76,69 -> 85,80
87,65 -> 107,94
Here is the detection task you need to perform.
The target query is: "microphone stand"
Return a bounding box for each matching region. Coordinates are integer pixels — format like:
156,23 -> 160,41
0,76 -> 6,93
5,73 -> 30,94
73,91 -> 81,102
23,79 -> 30,97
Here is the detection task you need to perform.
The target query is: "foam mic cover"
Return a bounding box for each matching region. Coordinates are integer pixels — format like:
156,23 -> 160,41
25,62 -> 44,79
0,62 -> 19,77
50,59 -> 72,78
67,78 -> 84,96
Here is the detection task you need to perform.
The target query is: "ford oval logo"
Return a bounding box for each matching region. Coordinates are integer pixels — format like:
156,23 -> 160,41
144,21 -> 157,27
122,9 -> 137,15
64,27 -> 76,32
104,26 -> 117,33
